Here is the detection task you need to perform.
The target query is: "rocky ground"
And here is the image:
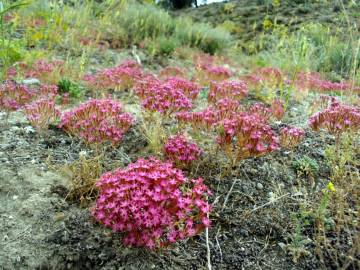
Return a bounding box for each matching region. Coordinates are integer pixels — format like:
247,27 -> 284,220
0,94 -> 340,269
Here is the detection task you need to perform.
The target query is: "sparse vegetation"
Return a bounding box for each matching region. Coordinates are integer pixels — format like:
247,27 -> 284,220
0,0 -> 359,269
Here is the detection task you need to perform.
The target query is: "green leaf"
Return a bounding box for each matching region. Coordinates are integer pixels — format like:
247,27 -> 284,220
0,1 -> 30,17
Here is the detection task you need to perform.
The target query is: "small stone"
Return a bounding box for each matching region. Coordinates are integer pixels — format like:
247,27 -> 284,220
256,183 -> 264,190
240,229 -> 249,237
24,126 -> 35,134
22,78 -> 40,85
249,168 -> 257,175
54,212 -> 65,222
10,126 -> 21,133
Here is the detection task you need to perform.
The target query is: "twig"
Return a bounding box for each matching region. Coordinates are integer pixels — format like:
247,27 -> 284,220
215,228 -> 223,263
205,213 -> 212,270
1,225 -> 31,247
222,178 -> 239,210
250,193 -> 290,213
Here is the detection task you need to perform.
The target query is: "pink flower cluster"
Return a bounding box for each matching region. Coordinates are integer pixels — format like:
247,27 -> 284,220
213,98 -> 242,120
83,60 -> 142,91
208,80 -> 248,103
271,98 -> 285,120
24,60 -> 64,79
176,107 -> 219,131
217,112 -> 279,161
0,80 -> 59,114
158,66 -> 185,79
241,67 -> 283,91
164,135 -> 202,168
248,102 -> 272,123
36,84 -> 59,99
176,98 -> 242,131
309,99 -> 360,136
256,67 -> 283,87
194,55 -> 233,86
164,77 -> 200,100
135,76 -> 193,115
24,98 -> 61,131
0,80 -> 34,112
196,65 -> 233,85
60,99 -> 134,145
295,72 -> 360,93
280,126 -> 305,148
92,157 -> 212,249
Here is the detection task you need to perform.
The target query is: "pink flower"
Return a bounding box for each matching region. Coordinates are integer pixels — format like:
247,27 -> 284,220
164,134 -> 202,168
309,99 -> 359,136
208,80 -> 248,103
83,59 -> 143,91
280,126 -> 305,149
92,157 -> 212,249
24,98 -> 61,131
59,99 -> 134,145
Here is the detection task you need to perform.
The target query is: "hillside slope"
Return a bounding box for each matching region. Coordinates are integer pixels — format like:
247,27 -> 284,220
177,0 -> 359,43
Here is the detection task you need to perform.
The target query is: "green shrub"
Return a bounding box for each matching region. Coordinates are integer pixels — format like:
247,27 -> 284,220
175,17 -> 231,54
57,78 -> 82,98
158,36 -> 179,55
251,22 -> 358,77
114,3 -> 175,44
292,156 -> 319,177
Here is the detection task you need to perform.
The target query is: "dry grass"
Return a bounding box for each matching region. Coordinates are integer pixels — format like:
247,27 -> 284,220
59,152 -> 104,207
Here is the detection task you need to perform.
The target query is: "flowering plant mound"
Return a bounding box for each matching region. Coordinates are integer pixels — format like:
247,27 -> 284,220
208,80 -> 248,103
158,67 -> 185,79
92,157 -> 212,249
176,107 -> 218,131
135,76 -> 192,115
309,99 -> 360,136
0,80 -> 59,113
36,84 -> 59,99
7,60 -> 65,83
164,77 -> 200,100
295,72 -> 360,93
280,126 -> 305,148
241,67 -> 283,91
248,103 -> 272,123
196,65 -> 232,86
176,98 -> 241,132
213,98 -> 241,121
25,60 -> 64,80
0,80 -> 34,112
83,60 -> 142,91
240,74 -> 262,91
164,135 -> 202,168
217,112 -> 279,163
271,98 -> 285,120
255,67 -> 283,88
24,98 -> 61,131
60,99 -> 134,145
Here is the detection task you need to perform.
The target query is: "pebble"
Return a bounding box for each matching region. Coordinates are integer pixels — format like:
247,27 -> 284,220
22,78 -> 40,85
256,183 -> 264,190
10,126 -> 21,133
240,229 -> 249,237
24,126 -> 35,134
